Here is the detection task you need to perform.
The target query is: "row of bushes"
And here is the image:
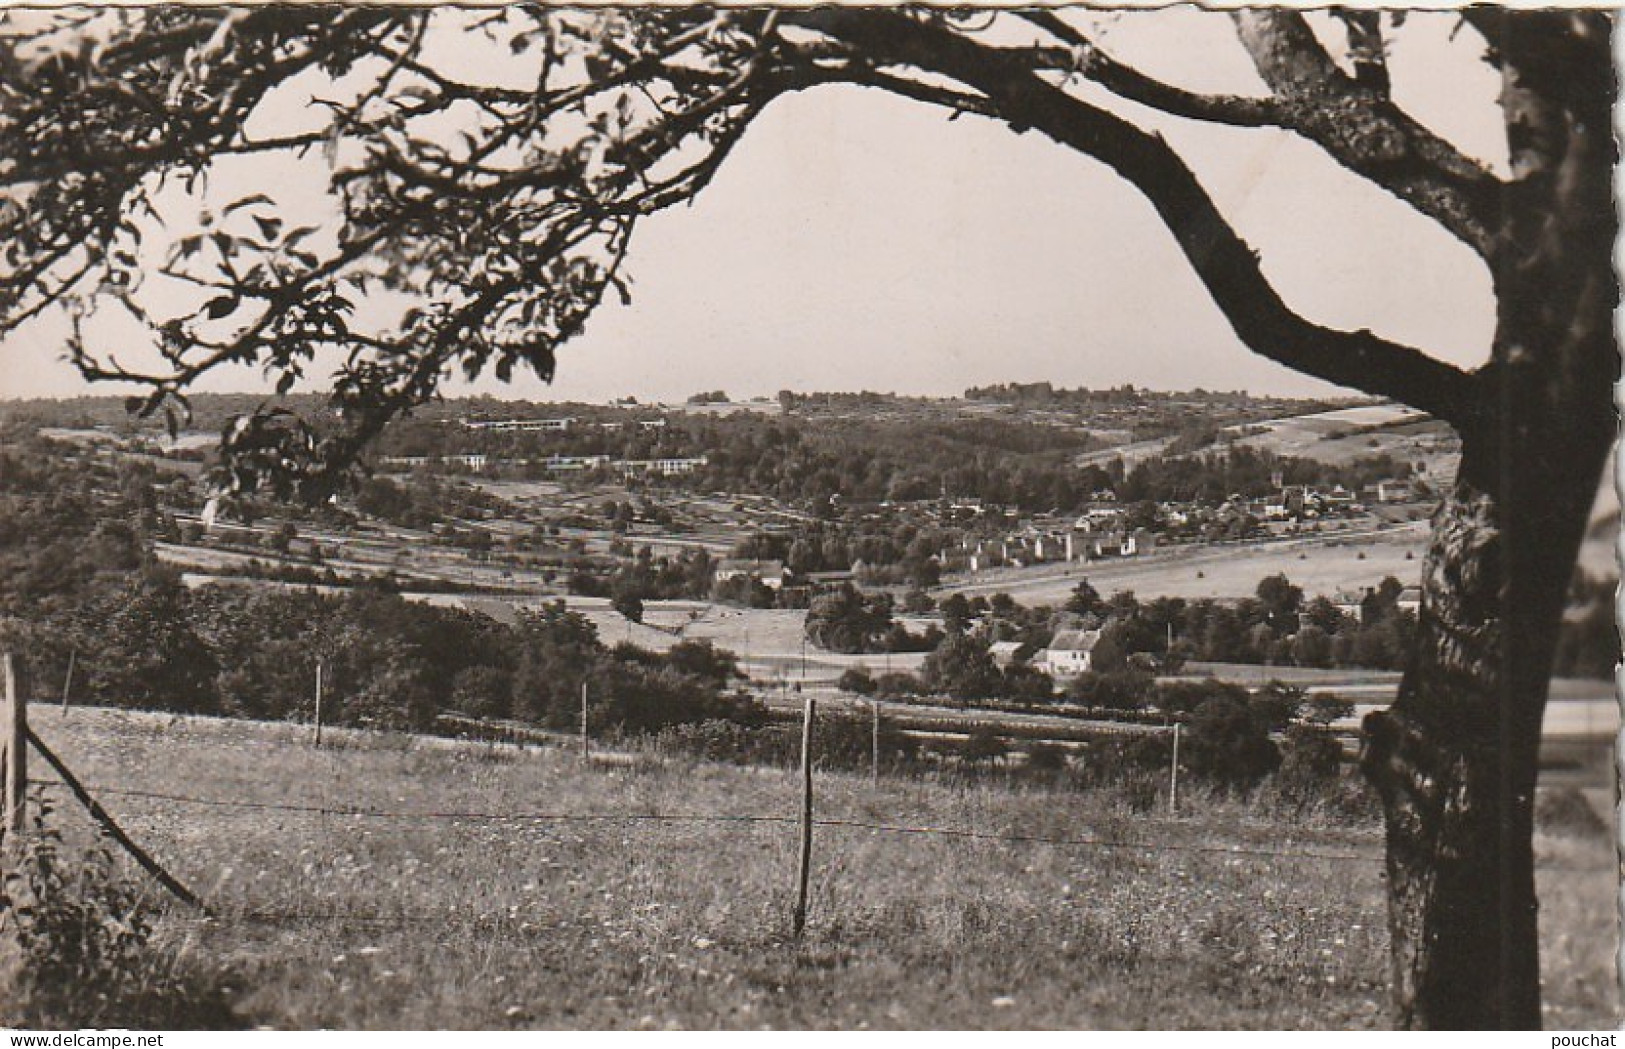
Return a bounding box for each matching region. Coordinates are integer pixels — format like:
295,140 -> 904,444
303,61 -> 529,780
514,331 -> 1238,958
652,700 -> 1357,811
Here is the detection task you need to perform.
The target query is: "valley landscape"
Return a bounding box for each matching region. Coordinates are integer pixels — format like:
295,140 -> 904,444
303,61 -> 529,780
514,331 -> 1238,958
0,388 -> 1614,1029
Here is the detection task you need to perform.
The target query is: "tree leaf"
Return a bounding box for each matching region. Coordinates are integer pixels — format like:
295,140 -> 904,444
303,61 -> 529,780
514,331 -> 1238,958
223,193 -> 275,215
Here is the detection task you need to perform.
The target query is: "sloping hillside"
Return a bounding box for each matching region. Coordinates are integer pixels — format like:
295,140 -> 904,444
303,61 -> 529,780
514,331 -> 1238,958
1223,403 -> 1457,475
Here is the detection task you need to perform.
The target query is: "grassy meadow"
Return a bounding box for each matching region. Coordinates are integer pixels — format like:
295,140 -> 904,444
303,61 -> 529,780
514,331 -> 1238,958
938,523 -> 1432,607
13,705 -> 1619,1030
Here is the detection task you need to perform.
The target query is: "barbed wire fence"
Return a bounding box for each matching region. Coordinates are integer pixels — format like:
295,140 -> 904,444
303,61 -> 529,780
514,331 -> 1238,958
2,654 -> 1609,941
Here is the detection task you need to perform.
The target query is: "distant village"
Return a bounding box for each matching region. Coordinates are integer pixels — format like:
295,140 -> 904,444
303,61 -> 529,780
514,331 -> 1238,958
943,473 -> 1417,575
380,415 -> 710,477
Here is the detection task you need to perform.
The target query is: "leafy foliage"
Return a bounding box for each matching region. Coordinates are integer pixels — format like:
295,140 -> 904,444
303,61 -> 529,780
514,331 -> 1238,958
803,583 -> 894,655
919,633 -> 1004,702
1182,696 -> 1282,793
836,665 -> 876,696
2,7 -> 793,498
0,793 -> 237,1028
1,6 -> 1519,508
1276,725 -> 1346,806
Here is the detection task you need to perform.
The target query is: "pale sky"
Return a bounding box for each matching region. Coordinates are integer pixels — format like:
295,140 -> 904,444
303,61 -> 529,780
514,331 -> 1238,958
0,8 -> 1504,404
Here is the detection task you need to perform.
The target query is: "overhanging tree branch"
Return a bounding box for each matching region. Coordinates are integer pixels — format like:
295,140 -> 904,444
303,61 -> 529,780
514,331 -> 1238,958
1019,10 -> 1285,129
788,9 -> 1479,427
1229,11 -> 1503,261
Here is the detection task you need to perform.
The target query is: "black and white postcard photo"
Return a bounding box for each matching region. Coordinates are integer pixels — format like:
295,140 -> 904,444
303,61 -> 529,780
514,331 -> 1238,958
0,5 -> 1615,1034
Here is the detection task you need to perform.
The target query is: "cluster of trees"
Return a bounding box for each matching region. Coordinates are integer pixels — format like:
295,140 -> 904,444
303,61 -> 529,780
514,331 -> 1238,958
731,519 -> 955,590
774,390 -> 893,413
593,545 -> 718,622
688,415 -> 1106,514
1116,445 -> 1415,505
0,432 -> 171,615
0,435 -> 754,735
828,663 -> 1349,798
11,567 -> 758,737
353,475 -> 513,531
1055,574 -> 1419,673
808,571 -> 1414,711
835,636 -> 1054,705
923,574 -> 1419,686
803,584 -> 943,654
1067,672 -> 1352,725
1078,691 -> 1347,796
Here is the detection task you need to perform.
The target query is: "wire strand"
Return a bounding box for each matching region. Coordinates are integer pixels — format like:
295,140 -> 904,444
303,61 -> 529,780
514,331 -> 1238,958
31,777 -> 1385,863
26,772 -> 1608,932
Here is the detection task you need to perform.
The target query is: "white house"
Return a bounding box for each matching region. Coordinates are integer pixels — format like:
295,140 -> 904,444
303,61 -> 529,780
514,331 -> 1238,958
714,559 -> 788,590
1035,629 -> 1100,677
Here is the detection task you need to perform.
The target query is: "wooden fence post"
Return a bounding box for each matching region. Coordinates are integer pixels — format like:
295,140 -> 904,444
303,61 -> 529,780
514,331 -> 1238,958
3,653 -> 25,833
1168,721 -> 1181,816
60,649 -> 75,713
313,658 -> 324,747
580,680 -> 589,762
870,698 -> 880,790
792,695 -> 816,939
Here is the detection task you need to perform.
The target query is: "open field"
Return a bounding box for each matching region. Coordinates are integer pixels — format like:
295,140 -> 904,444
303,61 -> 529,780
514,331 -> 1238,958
19,706 -> 1617,1030
1071,403 -> 1454,478
1222,404 -> 1455,472
1238,403 -> 1425,433
422,596 -> 926,682
938,523 -> 1431,605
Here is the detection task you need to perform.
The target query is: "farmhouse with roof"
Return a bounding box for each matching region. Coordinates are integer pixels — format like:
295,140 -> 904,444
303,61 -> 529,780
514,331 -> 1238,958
1034,628 -> 1101,678
713,559 -> 788,590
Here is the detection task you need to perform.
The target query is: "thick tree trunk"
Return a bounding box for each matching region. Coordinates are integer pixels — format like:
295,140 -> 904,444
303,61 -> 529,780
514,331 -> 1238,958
1361,14 -> 1616,1028
1361,435 -> 1601,1029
